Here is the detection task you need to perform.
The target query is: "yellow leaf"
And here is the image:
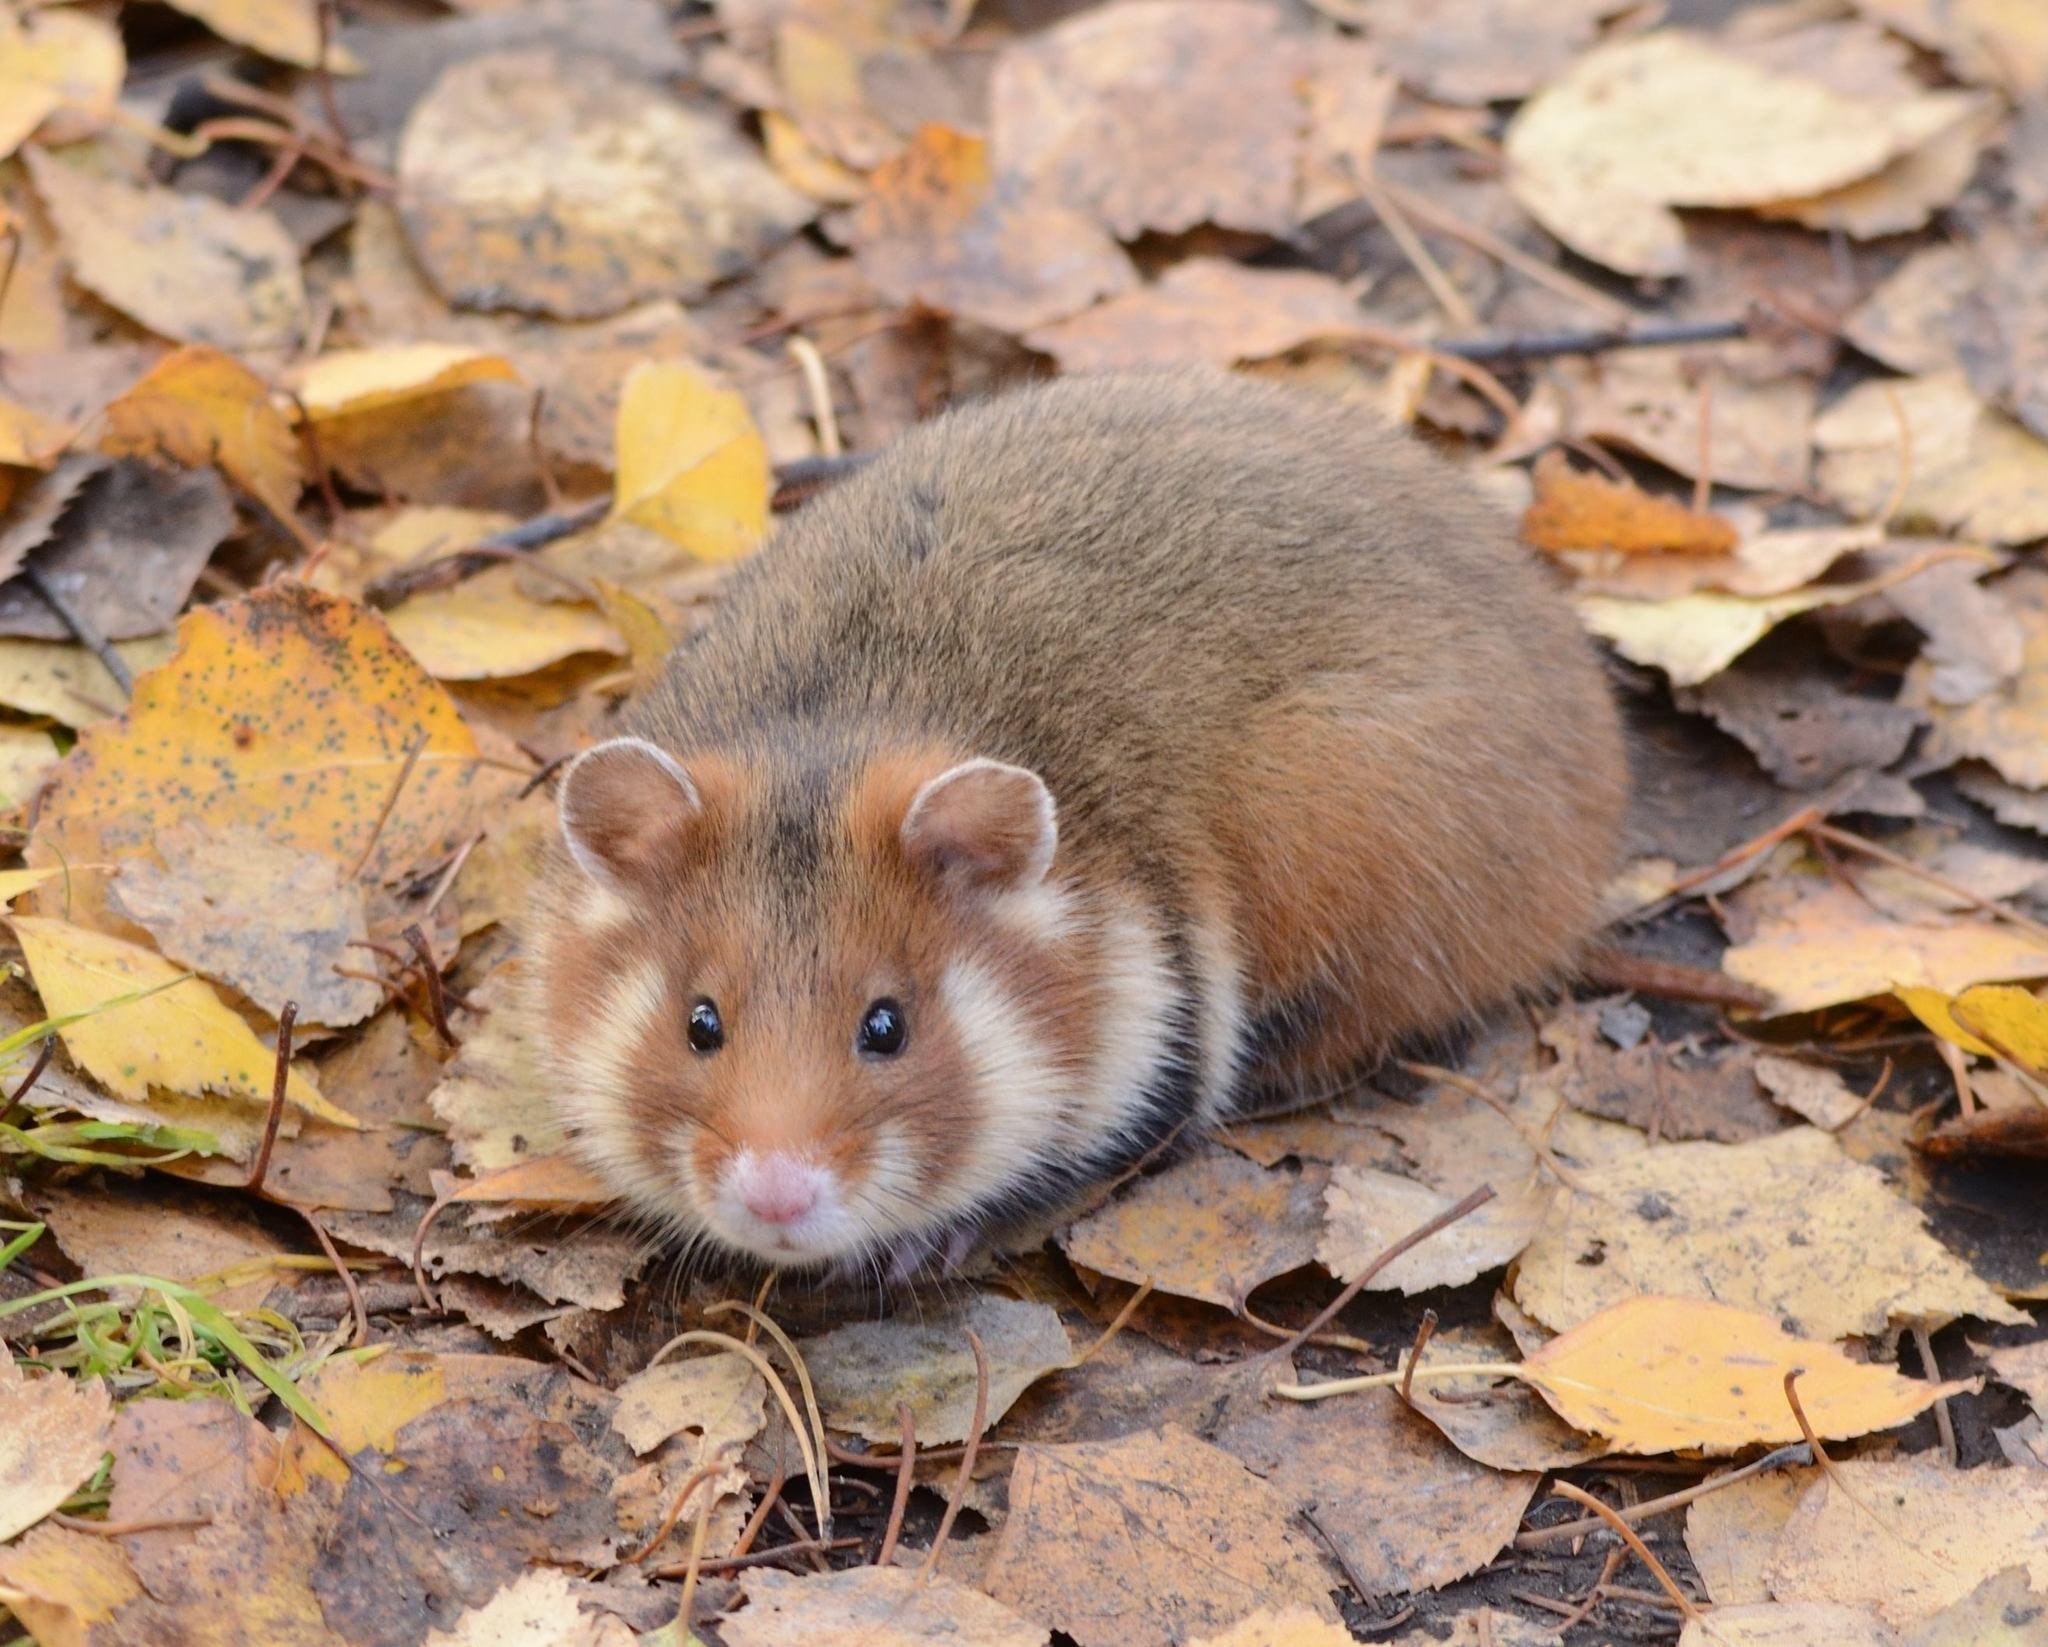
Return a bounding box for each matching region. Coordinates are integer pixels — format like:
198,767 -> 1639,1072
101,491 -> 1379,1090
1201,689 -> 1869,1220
0,866 -> 66,905
0,635 -> 176,729
0,1355 -> 111,1542
26,583 -> 509,929
0,1525 -> 144,1647
1902,982 -> 2048,1071
102,346 -> 302,522
590,575 -> 673,689
13,915 -> 356,1127
156,0 -> 357,71
1895,983 -> 2000,1057
289,343 -> 520,421
448,1156 -> 613,1208
0,393 -> 63,467
0,5 -> 123,161
386,565 -> 623,682
1522,1296 -> 1971,1454
611,362 -> 770,561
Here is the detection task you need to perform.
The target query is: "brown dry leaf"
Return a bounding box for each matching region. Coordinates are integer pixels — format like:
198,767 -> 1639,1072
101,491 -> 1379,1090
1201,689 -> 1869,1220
610,360 -> 772,562
290,344 -> 520,421
0,1355 -> 112,1542
1564,520 -> 1880,602
1516,1296 -> 1971,1454
1345,0 -> 1617,104
1399,1325 -> 1610,1472
1989,1341 -> 2048,1417
850,124 -> 1135,333
0,1524 -> 146,1647
1685,1465 -> 1820,1604
1504,30 -> 1977,276
1920,1105 -> 2048,1162
1540,999 -> 1784,1142
25,148 -> 304,349
159,0 -> 356,70
426,1569 -> 634,1647
31,1177 -> 296,1314
802,1292 -> 1072,1445
1318,1166 -> 1552,1291
1956,764 -> 2048,834
427,960 -> 565,1173
989,0 -> 1302,239
1754,1055 -> 1868,1130
1512,1125 -> 2024,1339
0,5 -> 122,159
0,394 -> 63,469
1755,99 -> 1999,240
1677,1603 -> 1897,1647
398,49 -> 811,319
1764,1462 -> 2048,1626
102,346 -> 305,524
326,1192 -> 648,1312
980,1425 -> 1340,1647
1214,1362 -> 1540,1597
1904,566 -> 2048,787
1022,259 -> 1364,373
610,1350 -> 766,1457
1523,452 -> 1739,555
729,1567 -> 1046,1647
107,822 -> 382,1028
1816,373 -> 2048,546
1188,1612 -> 1353,1647
1853,0 -> 2048,94
1899,1567 -> 2048,1647
27,582 -> 510,927
1059,1145 -> 1326,1309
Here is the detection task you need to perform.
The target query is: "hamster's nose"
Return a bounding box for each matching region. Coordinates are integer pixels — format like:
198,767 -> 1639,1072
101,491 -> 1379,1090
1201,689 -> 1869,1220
731,1150 -> 822,1225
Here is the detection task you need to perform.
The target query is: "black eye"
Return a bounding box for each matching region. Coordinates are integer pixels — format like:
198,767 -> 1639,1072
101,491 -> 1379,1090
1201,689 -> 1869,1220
687,999 -> 724,1054
857,998 -> 906,1057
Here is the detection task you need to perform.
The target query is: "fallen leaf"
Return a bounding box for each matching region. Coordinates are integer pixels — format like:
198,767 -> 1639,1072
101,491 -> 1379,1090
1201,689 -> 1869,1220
1515,1296 -> 1971,1454
102,346 -> 304,523
1539,998 -> 1785,1142
1318,1166 -> 1551,1291
388,564 -> 624,681
290,344 -> 520,420
1988,1341 -> 2048,1417
1754,1055 -> 1868,1130
1853,0 -> 2048,95
1347,0 -> 1616,104
1023,258 -> 1364,373
1504,30 -> 1976,276
1685,1464 -> 1820,1604
1815,373 -> 2048,546
728,1567 -> 1046,1647
425,1568 -> 632,1646
1060,1146 -> 1326,1309
990,0 -> 1303,239
1956,764 -> 2048,834
1919,1105 -> 2048,1162
159,0 -> 356,70
0,724 -> 61,809
1564,521 -> 1880,602
25,149 -> 305,350
27,583 -> 509,927
13,915 -> 354,1126
427,960 -> 565,1172
980,1425 -> 1340,1647
1399,1326 -> 1611,1472
0,1355 -> 111,1542
1677,1602 -> 1898,1646
398,49 -> 811,319
610,360 -> 772,562
1523,453 -> 1739,555
106,822 -> 383,1028
1754,95 -> 1996,239
850,124 -> 1136,333
0,1524 -> 145,1647
610,1350 -> 766,1458
0,6 -> 123,160
1763,1461 -> 2048,1626
1680,656 -> 1927,793
802,1292 -> 1073,1444
1903,566 -> 2048,786
1895,982 -> 2048,1066
1578,576 -> 1915,688
1512,1125 -> 2025,1339
1899,1566 -> 2048,1647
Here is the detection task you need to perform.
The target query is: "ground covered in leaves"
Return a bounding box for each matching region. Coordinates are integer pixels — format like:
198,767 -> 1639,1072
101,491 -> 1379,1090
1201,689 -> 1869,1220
1,0 -> 2047,1643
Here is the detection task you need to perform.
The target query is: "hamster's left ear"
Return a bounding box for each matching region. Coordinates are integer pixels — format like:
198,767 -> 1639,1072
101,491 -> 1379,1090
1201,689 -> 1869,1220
900,758 -> 1057,892
556,737 -> 706,886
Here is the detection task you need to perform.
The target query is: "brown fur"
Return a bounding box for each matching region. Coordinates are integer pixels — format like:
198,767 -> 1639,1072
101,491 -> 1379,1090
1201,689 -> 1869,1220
530,370 -> 1626,1263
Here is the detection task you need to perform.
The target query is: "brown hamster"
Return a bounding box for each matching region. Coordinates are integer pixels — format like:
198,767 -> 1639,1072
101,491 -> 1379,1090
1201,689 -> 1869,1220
529,371 -> 1626,1272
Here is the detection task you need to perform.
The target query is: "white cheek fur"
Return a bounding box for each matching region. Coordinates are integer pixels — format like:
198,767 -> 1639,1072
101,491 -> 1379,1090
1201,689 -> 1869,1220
554,958 -> 678,1222
938,957 -> 1073,1215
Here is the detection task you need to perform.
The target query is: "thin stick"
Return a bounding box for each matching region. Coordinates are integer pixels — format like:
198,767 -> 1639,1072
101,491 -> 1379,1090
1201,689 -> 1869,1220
1878,382 -> 1915,529
918,1328 -> 988,1582
4,1037 -> 55,1117
1578,946 -> 1770,1011
1375,179 -> 1636,325
362,497 -> 607,607
624,1461 -> 724,1564
1692,377 -> 1715,516
1665,801 -> 1825,899
1548,1482 -> 1700,1621
1936,1036 -> 1977,1118
1911,1326 -> 1958,1467
22,565 -> 131,694
1265,1184 -> 1495,1360
787,337 -> 843,458
653,1536 -> 861,1578
1826,1058 -> 1891,1134
875,1403 -> 917,1568
350,733 -> 429,879
53,1512 -> 212,1536
706,1301 -> 831,1540
1811,821 -> 2048,948
1358,174 -> 1477,330
401,925 -> 456,1047
650,1331 -> 827,1545
527,390 -> 564,513
1399,1309 -> 1439,1404
244,1003 -> 297,1194
312,0 -> 353,165
1067,1280 -> 1154,1368
1515,1442 -> 1812,1548
1399,1061 -> 1592,1192
297,1206 -> 369,1347
732,1454 -> 786,1560
674,1471 -> 717,1634
1554,1547 -> 1625,1631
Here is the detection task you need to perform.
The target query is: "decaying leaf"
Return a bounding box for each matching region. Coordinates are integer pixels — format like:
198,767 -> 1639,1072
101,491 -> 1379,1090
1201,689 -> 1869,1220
398,49 -> 811,319
729,1567 -> 1047,1647
610,360 -> 772,562
0,1524 -> 146,1646
24,148 -> 305,349
0,1354 -> 112,1543
426,1569 -> 634,1647
101,346 -> 304,523
1349,0 -> 1617,104
426,960 -> 566,1172
980,1425 -> 1340,1647
159,0 -> 357,70
803,1292 -> 1073,1444
1513,1125 -> 2024,1340
1517,1296 -> 1972,1454
1903,566 -> 2048,787
1318,1166 -> 1551,1292
1685,1464 -> 1819,1605
610,1350 -> 766,1458
0,5 -> 123,160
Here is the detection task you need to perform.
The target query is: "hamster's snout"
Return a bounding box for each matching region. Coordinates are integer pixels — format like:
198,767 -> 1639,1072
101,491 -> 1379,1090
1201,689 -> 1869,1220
730,1148 -> 826,1225
709,1145 -> 856,1261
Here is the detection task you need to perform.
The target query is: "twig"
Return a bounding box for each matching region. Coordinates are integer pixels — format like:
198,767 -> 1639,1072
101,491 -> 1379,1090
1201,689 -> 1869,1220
875,1403 -> 917,1568
1230,1301 -> 1376,1357
1826,1058 -> 1892,1134
1548,1482 -> 1700,1621
624,1461 -> 724,1565
1810,821 -> 2048,948
349,732 -> 430,879
1555,1547 -> 1625,1631
244,1003 -> 297,1194
787,337 -> 843,457
1303,1504 -> 1377,1603
362,497 -> 607,608
1910,1325 -> 1957,1468
1399,1061 -> 1591,1192
1068,1279 -> 1154,1368
1692,377 -> 1716,516
53,1512 -> 213,1536
1373,180 -> 1637,326
5,1036 -> 55,1118
1357,173 -> 1478,330
297,1205 -> 368,1347
732,1454 -> 786,1560
401,925 -> 456,1048
675,1469 -> 718,1635
312,0 -> 353,166
1264,1183 -> 1495,1360
1515,1443 -> 1812,1548
652,1536 -> 862,1578
1665,801 -> 1825,899
650,1330 -> 828,1544
705,1300 -> 832,1541
527,389 -> 564,512
1399,1309 -> 1439,1404
1578,945 -> 1769,1010
21,565 -> 132,694
918,1328 -> 988,1582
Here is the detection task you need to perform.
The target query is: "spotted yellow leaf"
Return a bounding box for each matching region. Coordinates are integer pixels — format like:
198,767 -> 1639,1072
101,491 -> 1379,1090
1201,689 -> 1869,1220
13,915 -> 356,1126
610,361 -> 770,562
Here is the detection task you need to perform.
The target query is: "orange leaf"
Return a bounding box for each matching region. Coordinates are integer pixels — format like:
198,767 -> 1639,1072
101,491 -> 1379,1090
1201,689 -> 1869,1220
1522,451 -> 1738,555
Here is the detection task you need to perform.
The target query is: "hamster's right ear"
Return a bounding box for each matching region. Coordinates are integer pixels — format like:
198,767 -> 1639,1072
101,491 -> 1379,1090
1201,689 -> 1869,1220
557,737 -> 704,886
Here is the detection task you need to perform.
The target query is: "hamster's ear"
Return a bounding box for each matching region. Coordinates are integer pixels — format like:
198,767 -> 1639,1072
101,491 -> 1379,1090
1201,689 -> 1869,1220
557,737 -> 703,885
900,758 -> 1057,892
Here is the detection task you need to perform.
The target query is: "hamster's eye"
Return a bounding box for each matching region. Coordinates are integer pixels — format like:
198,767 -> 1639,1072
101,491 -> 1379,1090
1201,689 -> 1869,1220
687,998 -> 724,1054
857,998 -> 906,1058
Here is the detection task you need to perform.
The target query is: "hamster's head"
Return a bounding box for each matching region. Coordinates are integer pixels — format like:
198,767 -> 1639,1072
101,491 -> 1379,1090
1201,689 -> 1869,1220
532,736 -> 1105,1273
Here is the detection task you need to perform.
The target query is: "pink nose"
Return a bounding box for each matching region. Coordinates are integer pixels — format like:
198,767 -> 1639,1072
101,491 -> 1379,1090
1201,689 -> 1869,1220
732,1151 -> 822,1226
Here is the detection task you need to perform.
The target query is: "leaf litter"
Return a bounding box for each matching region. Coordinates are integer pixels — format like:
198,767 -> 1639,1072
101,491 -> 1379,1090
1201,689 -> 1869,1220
1,0 -> 2045,1642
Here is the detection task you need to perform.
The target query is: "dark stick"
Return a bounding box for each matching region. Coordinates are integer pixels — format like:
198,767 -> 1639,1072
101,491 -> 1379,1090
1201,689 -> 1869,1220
21,565 -> 132,694
245,1002 -> 298,1194
401,925 -> 456,1047
1431,318 -> 1748,363
362,498 -> 607,608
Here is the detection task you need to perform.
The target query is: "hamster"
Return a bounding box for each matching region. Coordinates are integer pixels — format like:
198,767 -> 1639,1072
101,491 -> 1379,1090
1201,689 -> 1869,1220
529,371 -> 1626,1273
